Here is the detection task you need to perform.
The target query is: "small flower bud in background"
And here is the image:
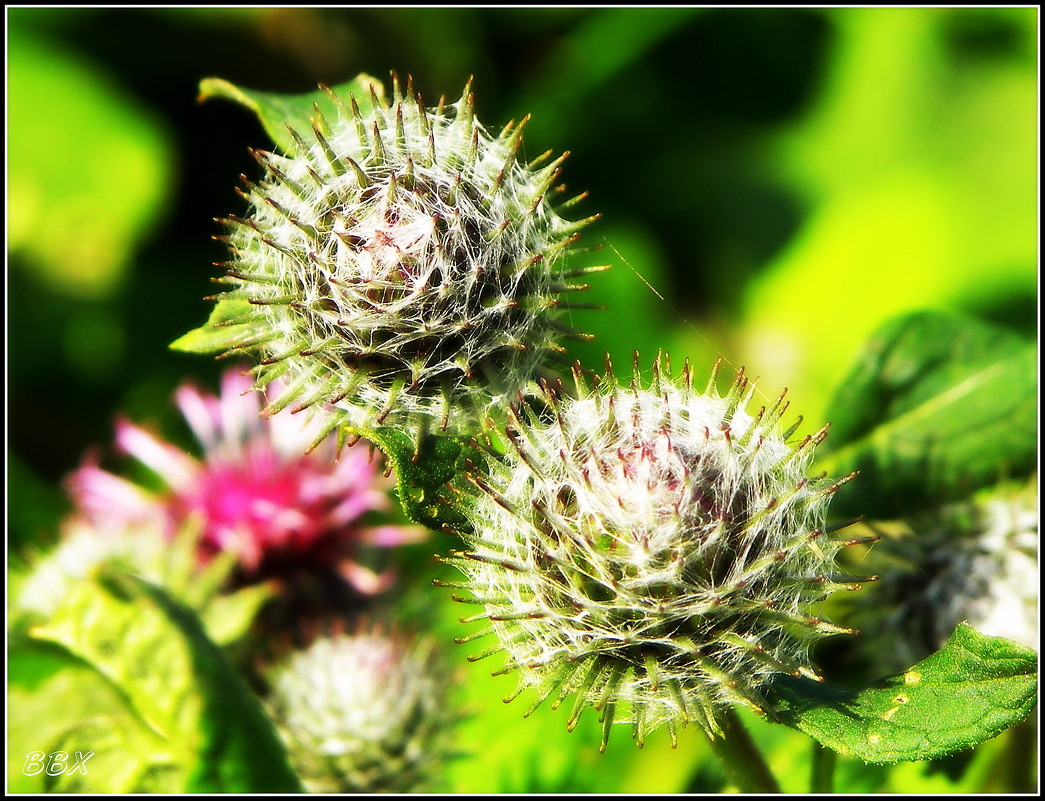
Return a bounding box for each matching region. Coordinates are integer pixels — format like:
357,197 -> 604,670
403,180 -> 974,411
211,75 -> 600,442
16,516 -> 172,620
854,476 -> 1038,674
440,355 -> 864,750
265,626 -> 459,793
66,369 -> 425,592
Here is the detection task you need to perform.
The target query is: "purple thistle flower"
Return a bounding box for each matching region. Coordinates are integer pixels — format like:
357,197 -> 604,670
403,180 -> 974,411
67,369 -> 425,592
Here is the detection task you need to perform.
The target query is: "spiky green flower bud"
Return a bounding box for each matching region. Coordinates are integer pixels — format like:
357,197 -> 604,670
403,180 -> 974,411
854,476 -> 1038,674
439,355 -> 864,750
266,627 -> 458,793
211,75 -> 599,443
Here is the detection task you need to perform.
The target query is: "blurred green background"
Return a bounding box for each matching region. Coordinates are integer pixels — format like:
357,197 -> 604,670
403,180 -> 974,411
7,7 -> 1037,793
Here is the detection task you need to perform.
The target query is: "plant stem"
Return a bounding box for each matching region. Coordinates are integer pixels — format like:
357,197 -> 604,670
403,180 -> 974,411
810,740 -> 836,793
704,708 -> 781,793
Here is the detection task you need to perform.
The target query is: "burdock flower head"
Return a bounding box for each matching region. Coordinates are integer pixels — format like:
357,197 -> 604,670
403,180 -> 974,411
209,74 -> 599,443
265,625 -> 459,793
439,355 -> 864,750
855,476 -> 1038,674
67,369 -> 424,591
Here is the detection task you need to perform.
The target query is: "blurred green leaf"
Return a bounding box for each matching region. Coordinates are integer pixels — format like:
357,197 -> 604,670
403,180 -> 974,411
7,637 -> 133,793
30,569 -> 302,793
814,310 -> 1035,518
14,517 -> 269,649
8,26 -> 171,298
198,73 -> 383,155
197,583 -> 274,647
772,623 -> 1038,763
740,8 -> 1036,421
520,8 -> 703,132
43,716 -> 177,793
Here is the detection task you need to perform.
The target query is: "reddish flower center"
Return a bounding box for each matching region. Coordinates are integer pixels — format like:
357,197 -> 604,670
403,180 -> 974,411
172,444 -> 330,570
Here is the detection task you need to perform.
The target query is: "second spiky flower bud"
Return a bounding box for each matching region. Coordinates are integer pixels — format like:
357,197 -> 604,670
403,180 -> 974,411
854,476 -> 1038,674
212,75 -> 600,443
439,355 -> 865,750
266,627 -> 458,793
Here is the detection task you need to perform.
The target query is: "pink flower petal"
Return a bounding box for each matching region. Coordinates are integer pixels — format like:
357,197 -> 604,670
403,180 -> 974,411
250,499 -> 313,537
221,370 -> 261,445
66,463 -> 160,524
175,384 -> 220,449
357,524 -> 429,547
339,561 -> 396,595
114,419 -> 199,490
328,489 -> 391,526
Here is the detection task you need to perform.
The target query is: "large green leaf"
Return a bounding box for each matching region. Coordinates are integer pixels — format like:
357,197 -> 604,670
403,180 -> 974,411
14,516 -> 271,649
42,716 -> 177,793
30,569 -> 302,793
815,310 -> 1036,518
771,624 -> 1038,763
7,637 -> 138,793
197,73 -> 383,155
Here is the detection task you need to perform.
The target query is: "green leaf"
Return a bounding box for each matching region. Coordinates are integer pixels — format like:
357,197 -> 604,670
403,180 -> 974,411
199,582 -> 276,647
30,569 -> 302,793
772,624 -> 1038,764
815,310 -> 1036,518
364,428 -> 482,533
198,73 -> 384,155
14,516 -> 268,649
43,717 -> 177,794
169,296 -> 254,354
7,637 -> 136,793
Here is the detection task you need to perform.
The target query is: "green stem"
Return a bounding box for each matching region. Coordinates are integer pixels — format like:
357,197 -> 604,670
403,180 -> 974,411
703,708 -> 781,794
811,740 -> 836,793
